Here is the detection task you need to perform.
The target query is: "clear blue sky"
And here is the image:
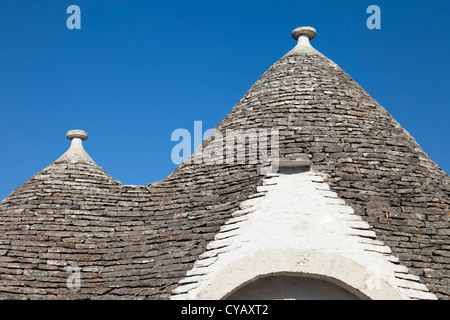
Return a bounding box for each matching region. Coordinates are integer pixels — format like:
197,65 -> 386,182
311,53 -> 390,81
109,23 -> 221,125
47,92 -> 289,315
0,0 -> 449,200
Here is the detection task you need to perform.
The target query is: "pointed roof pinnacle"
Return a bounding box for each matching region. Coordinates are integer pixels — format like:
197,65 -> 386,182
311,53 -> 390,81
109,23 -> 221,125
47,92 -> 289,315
284,26 -> 322,57
55,129 -> 96,164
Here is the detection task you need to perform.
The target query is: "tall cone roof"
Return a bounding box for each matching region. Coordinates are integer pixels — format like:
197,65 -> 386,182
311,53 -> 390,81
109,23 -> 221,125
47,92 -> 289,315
0,27 -> 448,300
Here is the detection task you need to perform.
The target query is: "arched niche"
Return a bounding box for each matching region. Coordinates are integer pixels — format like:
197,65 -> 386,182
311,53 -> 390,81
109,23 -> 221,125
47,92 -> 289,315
225,275 -> 361,300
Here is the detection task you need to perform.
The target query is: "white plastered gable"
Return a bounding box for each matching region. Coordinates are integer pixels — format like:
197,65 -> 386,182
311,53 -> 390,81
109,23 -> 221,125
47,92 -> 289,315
172,169 -> 437,300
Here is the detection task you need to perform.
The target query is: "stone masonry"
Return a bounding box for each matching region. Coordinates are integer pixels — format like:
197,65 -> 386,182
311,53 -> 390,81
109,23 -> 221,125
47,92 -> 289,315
0,27 -> 448,299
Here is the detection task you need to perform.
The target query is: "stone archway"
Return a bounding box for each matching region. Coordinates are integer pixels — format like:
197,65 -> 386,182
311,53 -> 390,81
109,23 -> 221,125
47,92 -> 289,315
195,249 -> 403,300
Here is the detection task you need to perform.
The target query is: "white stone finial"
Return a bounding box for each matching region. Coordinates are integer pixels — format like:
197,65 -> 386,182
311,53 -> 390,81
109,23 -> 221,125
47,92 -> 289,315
55,129 -> 95,164
67,129 -> 88,141
283,26 -> 321,57
291,26 -> 317,41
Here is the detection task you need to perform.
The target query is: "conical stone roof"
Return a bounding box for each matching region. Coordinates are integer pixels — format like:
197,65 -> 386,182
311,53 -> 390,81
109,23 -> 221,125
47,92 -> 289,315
0,28 -> 448,300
